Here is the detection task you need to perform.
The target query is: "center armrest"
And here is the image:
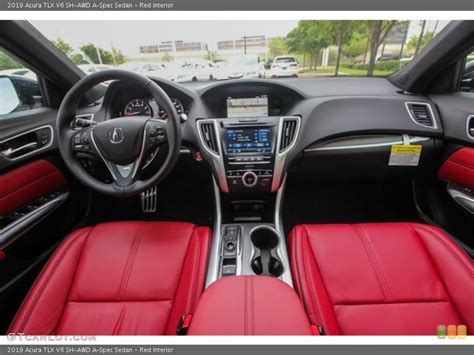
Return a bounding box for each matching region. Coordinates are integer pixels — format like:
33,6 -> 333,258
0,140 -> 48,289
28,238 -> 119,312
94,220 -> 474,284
188,275 -> 314,335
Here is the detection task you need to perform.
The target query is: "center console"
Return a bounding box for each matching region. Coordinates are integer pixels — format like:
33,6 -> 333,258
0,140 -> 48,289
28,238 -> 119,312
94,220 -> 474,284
196,110 -> 302,288
197,115 -> 301,194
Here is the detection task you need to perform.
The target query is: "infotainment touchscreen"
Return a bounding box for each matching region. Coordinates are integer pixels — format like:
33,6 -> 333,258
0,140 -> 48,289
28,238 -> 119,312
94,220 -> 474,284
226,128 -> 272,153
226,95 -> 269,118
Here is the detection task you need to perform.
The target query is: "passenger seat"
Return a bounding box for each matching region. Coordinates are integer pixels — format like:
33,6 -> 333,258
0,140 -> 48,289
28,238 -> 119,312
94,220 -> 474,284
289,222 -> 473,335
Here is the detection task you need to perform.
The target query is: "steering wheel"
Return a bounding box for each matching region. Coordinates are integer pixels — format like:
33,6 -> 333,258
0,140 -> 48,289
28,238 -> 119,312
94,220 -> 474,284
57,70 -> 182,197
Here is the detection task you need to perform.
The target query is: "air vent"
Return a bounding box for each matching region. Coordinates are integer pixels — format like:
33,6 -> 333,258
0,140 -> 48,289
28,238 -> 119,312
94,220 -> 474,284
406,102 -> 436,128
199,122 -> 219,154
280,118 -> 299,152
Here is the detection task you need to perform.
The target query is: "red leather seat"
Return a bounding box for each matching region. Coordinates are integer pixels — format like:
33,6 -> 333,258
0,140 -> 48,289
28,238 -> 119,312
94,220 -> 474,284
289,222 -> 473,335
9,221 -> 211,335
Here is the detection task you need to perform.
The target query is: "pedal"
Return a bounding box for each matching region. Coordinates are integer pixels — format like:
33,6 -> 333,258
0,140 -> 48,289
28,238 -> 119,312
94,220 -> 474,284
140,186 -> 157,213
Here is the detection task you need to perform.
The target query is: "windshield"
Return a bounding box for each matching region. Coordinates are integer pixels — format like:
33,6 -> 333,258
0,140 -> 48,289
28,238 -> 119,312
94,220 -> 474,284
26,20 -> 448,82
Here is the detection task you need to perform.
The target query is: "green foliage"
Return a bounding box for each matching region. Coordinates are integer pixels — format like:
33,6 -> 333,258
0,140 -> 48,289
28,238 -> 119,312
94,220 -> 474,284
204,51 -> 219,61
286,21 -> 331,55
268,37 -> 287,59
161,52 -> 174,62
341,59 -> 407,72
0,51 -> 22,70
406,31 -> 435,51
51,38 -> 74,56
80,43 -> 114,65
343,33 -> 369,59
112,48 -> 126,65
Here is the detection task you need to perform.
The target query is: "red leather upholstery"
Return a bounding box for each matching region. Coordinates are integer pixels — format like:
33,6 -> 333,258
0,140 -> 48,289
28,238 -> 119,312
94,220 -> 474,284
0,160 -> 67,215
289,223 -> 474,335
439,147 -> 474,189
9,221 -> 211,335
188,276 -> 313,335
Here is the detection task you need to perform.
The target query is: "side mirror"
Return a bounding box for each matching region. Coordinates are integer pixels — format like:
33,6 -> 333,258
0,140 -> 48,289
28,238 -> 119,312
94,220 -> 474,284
0,76 -> 21,115
0,75 -> 42,115
461,69 -> 474,92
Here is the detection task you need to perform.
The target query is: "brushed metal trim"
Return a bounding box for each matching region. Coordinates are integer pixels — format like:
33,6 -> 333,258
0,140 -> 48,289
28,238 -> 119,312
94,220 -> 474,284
405,101 -> 438,129
0,125 -> 54,161
305,136 -> 430,152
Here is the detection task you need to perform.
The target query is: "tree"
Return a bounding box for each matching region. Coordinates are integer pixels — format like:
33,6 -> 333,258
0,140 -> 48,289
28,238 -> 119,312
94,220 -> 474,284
406,31 -> 435,54
414,20 -> 427,56
161,52 -> 174,62
344,33 -> 369,61
204,51 -> 219,61
286,21 -> 331,70
366,21 -> 398,76
111,48 -> 126,65
79,43 -> 114,65
51,38 -> 86,64
325,21 -> 364,76
268,37 -> 287,60
51,38 -> 74,56
0,51 -> 22,70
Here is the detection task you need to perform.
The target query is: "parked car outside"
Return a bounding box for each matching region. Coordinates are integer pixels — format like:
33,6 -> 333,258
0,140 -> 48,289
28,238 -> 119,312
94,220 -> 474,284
165,59 -> 218,82
270,56 -> 298,78
118,61 -> 166,74
216,55 -> 264,80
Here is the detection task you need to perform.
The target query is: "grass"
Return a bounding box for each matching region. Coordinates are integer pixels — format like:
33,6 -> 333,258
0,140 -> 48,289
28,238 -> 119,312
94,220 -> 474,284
298,66 -> 395,77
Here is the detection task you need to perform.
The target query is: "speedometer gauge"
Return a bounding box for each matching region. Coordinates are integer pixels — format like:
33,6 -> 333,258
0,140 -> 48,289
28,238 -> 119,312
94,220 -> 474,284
124,99 -> 153,117
158,98 -> 185,119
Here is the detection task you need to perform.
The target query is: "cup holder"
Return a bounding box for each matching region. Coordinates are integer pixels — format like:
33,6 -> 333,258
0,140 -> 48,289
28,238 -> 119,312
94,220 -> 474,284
250,227 -> 283,278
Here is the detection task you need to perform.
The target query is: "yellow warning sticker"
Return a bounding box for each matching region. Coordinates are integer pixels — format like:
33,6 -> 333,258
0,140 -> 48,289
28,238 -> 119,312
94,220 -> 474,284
389,145 -> 422,166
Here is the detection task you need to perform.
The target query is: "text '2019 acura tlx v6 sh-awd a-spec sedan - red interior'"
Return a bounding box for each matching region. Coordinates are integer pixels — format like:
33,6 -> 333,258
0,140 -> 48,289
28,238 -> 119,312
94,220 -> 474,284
0,20 -> 472,336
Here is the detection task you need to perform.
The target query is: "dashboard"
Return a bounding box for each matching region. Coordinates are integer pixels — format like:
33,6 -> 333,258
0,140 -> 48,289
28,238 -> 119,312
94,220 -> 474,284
75,76 -> 446,192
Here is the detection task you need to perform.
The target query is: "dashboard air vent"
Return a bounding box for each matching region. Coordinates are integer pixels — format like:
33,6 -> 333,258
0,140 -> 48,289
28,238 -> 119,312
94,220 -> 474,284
280,118 -> 299,152
199,122 -> 219,154
406,103 -> 435,128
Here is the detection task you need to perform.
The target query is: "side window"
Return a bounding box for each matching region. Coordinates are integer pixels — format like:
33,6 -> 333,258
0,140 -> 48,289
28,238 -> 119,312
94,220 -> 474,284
461,51 -> 474,93
0,50 -> 43,116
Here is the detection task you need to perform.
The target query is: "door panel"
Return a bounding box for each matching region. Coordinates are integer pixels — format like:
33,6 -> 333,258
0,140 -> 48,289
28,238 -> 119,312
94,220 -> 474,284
428,93 -> 474,253
439,147 -> 474,189
0,159 -> 68,216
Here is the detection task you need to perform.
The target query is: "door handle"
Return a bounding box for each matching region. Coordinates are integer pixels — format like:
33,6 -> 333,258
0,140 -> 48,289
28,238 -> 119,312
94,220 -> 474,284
2,142 -> 38,158
447,183 -> 474,214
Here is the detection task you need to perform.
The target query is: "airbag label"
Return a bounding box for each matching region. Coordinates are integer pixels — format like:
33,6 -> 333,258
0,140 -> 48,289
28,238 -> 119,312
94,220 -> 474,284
389,145 -> 422,166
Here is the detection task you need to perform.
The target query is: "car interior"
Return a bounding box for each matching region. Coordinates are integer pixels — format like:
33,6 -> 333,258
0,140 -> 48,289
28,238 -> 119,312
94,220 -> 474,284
0,20 -> 473,336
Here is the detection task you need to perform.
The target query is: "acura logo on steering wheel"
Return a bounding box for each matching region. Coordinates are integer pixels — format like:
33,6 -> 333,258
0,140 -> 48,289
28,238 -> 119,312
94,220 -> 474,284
109,127 -> 124,144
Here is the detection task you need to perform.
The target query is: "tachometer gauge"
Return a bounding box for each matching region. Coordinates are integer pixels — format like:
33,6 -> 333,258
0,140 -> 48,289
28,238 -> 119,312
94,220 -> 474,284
124,99 -> 153,117
158,98 -> 185,119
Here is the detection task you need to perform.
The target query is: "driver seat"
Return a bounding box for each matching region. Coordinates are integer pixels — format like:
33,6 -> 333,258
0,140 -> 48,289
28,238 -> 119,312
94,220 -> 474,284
9,221 -> 211,335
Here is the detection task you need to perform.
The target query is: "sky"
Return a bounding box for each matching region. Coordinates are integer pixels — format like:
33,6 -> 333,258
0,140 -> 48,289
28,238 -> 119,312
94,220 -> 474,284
31,21 -> 298,55
30,20 -> 450,57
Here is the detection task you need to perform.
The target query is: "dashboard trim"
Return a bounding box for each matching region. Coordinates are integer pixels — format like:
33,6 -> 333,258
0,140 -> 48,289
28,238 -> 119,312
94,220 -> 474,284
305,136 -> 431,152
272,116 -> 301,192
196,119 -> 229,193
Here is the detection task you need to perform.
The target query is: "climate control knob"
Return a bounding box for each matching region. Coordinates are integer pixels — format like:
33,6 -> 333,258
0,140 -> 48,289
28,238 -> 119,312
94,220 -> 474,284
242,171 -> 258,188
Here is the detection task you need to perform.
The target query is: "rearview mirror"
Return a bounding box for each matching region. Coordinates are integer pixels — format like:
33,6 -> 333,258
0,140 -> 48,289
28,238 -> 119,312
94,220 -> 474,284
0,76 -> 21,115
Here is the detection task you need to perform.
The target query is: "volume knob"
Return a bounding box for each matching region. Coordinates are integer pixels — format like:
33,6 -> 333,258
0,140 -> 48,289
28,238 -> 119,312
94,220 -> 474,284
242,171 -> 258,188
